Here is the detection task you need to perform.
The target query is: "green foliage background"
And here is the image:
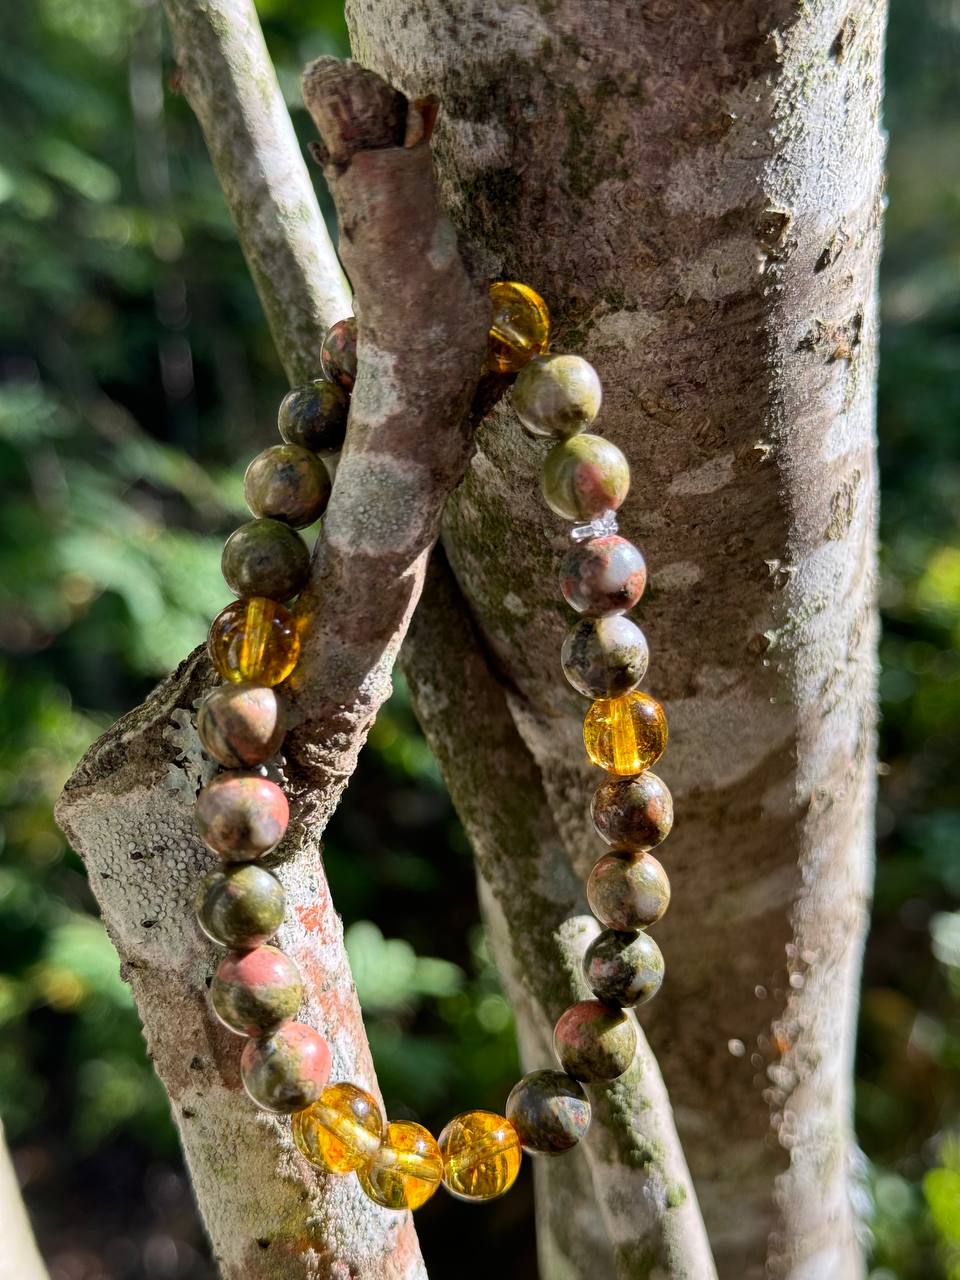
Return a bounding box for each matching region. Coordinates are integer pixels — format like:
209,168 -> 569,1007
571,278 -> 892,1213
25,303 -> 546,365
0,1 -> 956,1276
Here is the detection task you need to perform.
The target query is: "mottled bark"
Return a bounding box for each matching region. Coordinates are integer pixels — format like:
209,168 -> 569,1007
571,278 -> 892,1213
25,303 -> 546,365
0,1123 -> 49,1280
56,34 -> 486,1280
349,3 -> 884,1278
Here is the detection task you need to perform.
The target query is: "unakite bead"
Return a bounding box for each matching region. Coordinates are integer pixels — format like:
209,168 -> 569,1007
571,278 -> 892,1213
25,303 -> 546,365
586,851 -> 670,931
584,692 -> 668,776
541,434 -> 630,521
195,771 -> 289,860
357,1121 -> 442,1211
208,598 -> 300,686
221,519 -> 310,601
561,616 -> 649,698
487,281 -> 550,373
438,1110 -> 522,1202
591,772 -> 673,852
553,999 -> 637,1083
505,1070 -> 591,1156
196,863 -> 285,948
292,1082 -> 384,1174
559,535 -> 646,616
197,683 -> 285,770
244,444 -> 331,529
583,929 -> 665,1008
278,379 -> 349,454
240,1022 -> 332,1114
512,354 -> 601,438
320,317 -> 358,391
210,945 -> 302,1037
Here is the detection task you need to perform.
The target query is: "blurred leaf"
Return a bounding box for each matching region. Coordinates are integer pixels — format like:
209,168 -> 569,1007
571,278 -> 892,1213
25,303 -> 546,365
345,921 -> 463,1013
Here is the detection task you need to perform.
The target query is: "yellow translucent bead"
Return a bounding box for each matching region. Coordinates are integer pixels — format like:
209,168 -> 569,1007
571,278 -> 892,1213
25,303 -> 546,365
292,1083 -> 384,1174
438,1110 -> 522,1202
357,1120 -> 442,1211
584,692 -> 668,776
488,281 -> 550,373
208,597 -> 300,686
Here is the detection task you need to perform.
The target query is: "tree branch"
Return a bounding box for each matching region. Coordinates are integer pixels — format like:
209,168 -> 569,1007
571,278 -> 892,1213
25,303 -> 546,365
56,22 -> 486,1280
162,0 -> 350,384
403,552 -> 716,1280
0,1121 -> 49,1280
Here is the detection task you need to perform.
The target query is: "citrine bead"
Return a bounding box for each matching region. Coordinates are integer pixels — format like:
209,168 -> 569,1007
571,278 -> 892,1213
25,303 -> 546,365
292,1083 -> 384,1174
584,692 -> 668,776
357,1120 -> 442,1211
487,281 -> 550,373
438,1110 -> 522,1202
208,598 -> 300,686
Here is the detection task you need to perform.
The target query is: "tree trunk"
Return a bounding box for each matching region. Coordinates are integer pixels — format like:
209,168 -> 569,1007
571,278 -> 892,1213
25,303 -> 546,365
349,3 -> 885,1278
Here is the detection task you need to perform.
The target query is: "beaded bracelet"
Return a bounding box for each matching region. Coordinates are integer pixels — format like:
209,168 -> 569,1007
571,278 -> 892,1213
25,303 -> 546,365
191,281 -> 672,1211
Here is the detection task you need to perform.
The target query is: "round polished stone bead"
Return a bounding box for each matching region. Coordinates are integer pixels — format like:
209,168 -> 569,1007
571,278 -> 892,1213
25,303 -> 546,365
591,772 -> 673,852
561,615 -> 649,698
221,519 -> 310,602
244,444 -> 331,530
487,281 -> 550,373
584,929 -> 665,1009
292,1082 -> 384,1174
196,863 -> 285,948
559,535 -> 646,617
197,683 -> 285,770
584,691 -> 668,776
553,999 -> 637,1083
586,851 -> 670,931
208,598 -> 300,686
240,1022 -> 332,1114
195,771 -> 289,860
278,379 -> 349,454
541,434 -> 629,521
505,1069 -> 591,1156
320,317 -> 358,391
512,354 -> 601,438
210,945 -> 302,1037
357,1120 -> 442,1211
438,1110 -> 522,1202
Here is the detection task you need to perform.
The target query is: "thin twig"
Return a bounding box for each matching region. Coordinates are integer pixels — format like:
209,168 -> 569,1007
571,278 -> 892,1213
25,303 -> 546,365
0,1121 -> 50,1280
